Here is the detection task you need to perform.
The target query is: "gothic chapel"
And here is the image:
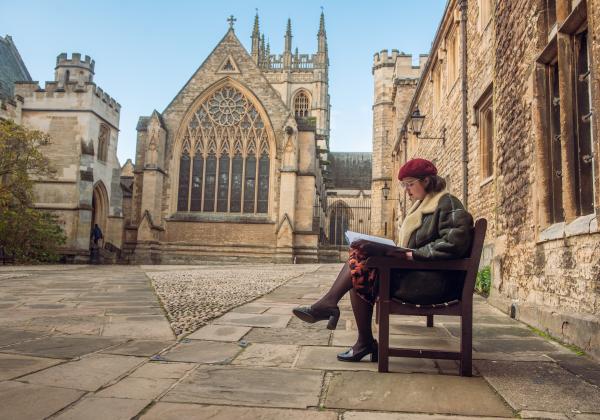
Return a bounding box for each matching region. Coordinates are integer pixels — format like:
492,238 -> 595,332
127,14 -> 331,263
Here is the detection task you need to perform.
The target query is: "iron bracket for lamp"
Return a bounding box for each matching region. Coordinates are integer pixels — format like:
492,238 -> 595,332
415,127 -> 446,144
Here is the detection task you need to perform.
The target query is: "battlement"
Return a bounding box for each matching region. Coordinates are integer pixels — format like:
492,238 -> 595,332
55,52 -> 95,73
93,85 -> 121,112
260,53 -> 320,71
373,49 -> 410,71
14,80 -> 120,113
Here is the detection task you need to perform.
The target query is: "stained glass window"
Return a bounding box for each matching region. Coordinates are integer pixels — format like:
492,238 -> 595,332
176,85 -> 271,214
177,149 -> 190,211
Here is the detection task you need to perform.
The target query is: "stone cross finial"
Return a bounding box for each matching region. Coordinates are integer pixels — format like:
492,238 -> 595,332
227,15 -> 236,29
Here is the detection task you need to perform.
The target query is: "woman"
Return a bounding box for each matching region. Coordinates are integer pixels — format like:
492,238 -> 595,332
293,158 -> 473,362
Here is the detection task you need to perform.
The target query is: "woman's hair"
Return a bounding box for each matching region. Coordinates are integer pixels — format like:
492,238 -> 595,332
423,175 -> 446,193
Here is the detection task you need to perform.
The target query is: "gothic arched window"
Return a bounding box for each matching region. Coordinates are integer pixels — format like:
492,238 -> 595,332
294,92 -> 310,118
97,124 -> 109,162
176,85 -> 271,214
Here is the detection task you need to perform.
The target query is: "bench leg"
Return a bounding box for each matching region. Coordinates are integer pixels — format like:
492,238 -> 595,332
460,311 -> 472,377
426,315 -> 434,327
378,303 -> 389,373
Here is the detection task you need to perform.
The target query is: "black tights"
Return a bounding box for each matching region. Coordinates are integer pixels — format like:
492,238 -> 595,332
313,263 -> 375,351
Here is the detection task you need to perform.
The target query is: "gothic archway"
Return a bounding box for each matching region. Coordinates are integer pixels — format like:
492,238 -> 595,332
328,201 -> 353,246
91,181 -> 109,244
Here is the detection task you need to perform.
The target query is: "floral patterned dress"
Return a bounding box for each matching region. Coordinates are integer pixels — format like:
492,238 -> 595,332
348,246 -> 378,305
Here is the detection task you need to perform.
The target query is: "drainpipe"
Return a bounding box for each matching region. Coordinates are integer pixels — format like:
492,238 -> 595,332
460,0 -> 469,209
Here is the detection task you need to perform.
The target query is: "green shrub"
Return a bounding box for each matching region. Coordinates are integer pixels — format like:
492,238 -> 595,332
0,119 -> 66,263
475,265 -> 491,297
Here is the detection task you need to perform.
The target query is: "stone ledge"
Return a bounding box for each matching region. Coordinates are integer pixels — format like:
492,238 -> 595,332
539,214 -> 599,243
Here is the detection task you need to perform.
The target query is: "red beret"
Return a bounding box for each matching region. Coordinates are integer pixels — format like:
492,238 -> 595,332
398,158 -> 438,180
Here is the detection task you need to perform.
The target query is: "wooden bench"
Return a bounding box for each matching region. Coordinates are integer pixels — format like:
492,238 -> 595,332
367,218 -> 487,377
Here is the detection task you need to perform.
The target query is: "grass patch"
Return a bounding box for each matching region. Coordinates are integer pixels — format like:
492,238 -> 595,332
528,325 -> 586,356
475,265 -> 491,297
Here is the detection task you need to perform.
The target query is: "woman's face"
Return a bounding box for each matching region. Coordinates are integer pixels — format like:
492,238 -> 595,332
400,177 -> 428,201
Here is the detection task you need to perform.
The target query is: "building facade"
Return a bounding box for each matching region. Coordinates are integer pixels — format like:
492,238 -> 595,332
374,0 -> 600,359
0,37 -> 124,261
127,14 -> 331,264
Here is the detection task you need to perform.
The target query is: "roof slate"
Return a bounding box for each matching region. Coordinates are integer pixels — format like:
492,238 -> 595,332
0,35 -> 32,101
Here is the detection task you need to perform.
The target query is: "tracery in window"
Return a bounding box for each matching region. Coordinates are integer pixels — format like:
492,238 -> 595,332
294,92 -> 310,118
176,85 -> 271,214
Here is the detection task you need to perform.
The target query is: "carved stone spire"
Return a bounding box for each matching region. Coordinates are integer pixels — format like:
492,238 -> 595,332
251,11 -> 260,63
317,10 -> 328,67
284,18 -> 292,53
317,10 -> 327,53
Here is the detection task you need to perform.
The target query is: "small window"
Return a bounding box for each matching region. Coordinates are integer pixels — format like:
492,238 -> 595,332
294,92 -> 310,117
478,95 -> 494,179
97,124 -> 110,162
446,27 -> 460,87
432,62 -> 442,114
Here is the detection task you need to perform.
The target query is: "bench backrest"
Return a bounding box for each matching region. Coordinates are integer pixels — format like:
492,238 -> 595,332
460,218 -> 488,301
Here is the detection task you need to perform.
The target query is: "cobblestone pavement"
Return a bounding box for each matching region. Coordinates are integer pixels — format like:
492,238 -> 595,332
0,264 -> 599,419
145,265 -> 320,336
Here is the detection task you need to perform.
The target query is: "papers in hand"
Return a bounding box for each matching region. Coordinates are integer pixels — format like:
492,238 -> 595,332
344,231 -> 413,251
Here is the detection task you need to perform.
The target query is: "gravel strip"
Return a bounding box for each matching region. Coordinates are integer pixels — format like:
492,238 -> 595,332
148,265 -> 319,336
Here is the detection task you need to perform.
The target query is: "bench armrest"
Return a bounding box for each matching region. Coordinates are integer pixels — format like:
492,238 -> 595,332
366,256 -> 470,271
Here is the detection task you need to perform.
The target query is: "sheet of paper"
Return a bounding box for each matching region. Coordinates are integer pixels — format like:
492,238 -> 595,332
344,231 -> 414,251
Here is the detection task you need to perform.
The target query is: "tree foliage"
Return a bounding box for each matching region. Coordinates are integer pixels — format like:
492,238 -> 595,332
0,119 -> 66,262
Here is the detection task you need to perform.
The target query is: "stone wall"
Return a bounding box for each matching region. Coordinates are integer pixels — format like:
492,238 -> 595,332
377,0 -> 600,358
12,67 -> 123,258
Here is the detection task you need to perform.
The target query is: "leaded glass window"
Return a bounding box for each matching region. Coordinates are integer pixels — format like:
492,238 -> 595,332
177,141 -> 191,211
176,85 -> 271,214
294,92 -> 310,117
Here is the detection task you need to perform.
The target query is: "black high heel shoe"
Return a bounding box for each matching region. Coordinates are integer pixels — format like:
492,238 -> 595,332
337,340 -> 378,362
292,305 -> 340,330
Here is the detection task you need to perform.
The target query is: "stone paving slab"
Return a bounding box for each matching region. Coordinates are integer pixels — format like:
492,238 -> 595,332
212,312 -> 292,328
186,324 -> 251,341
473,338 -> 563,353
232,343 -> 299,367
325,371 -> 513,417
52,396 -> 150,420
160,340 -> 242,363
230,303 -> 271,314
95,376 -> 178,400
0,380 -> 84,420
446,324 -> 535,339
243,326 -> 331,346
162,365 -> 323,408
101,315 -> 175,340
20,354 -> 145,391
129,361 -> 195,379
475,360 -> 600,413
141,403 -> 339,420
295,345 -> 439,373
0,352 -> 64,380
343,412 -> 510,420
101,339 -> 175,357
547,353 -> 600,387
1,335 -> 127,359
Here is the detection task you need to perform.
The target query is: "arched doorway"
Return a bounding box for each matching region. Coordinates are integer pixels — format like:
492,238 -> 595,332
91,182 -> 108,247
328,201 -> 352,246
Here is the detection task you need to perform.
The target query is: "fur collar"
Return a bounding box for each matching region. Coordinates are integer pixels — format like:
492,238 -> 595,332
398,190 -> 448,247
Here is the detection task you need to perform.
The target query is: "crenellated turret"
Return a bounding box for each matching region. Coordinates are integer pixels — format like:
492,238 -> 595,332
55,52 -> 94,86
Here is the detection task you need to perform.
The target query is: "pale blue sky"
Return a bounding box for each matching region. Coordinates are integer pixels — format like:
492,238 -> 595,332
1,0 -> 447,164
